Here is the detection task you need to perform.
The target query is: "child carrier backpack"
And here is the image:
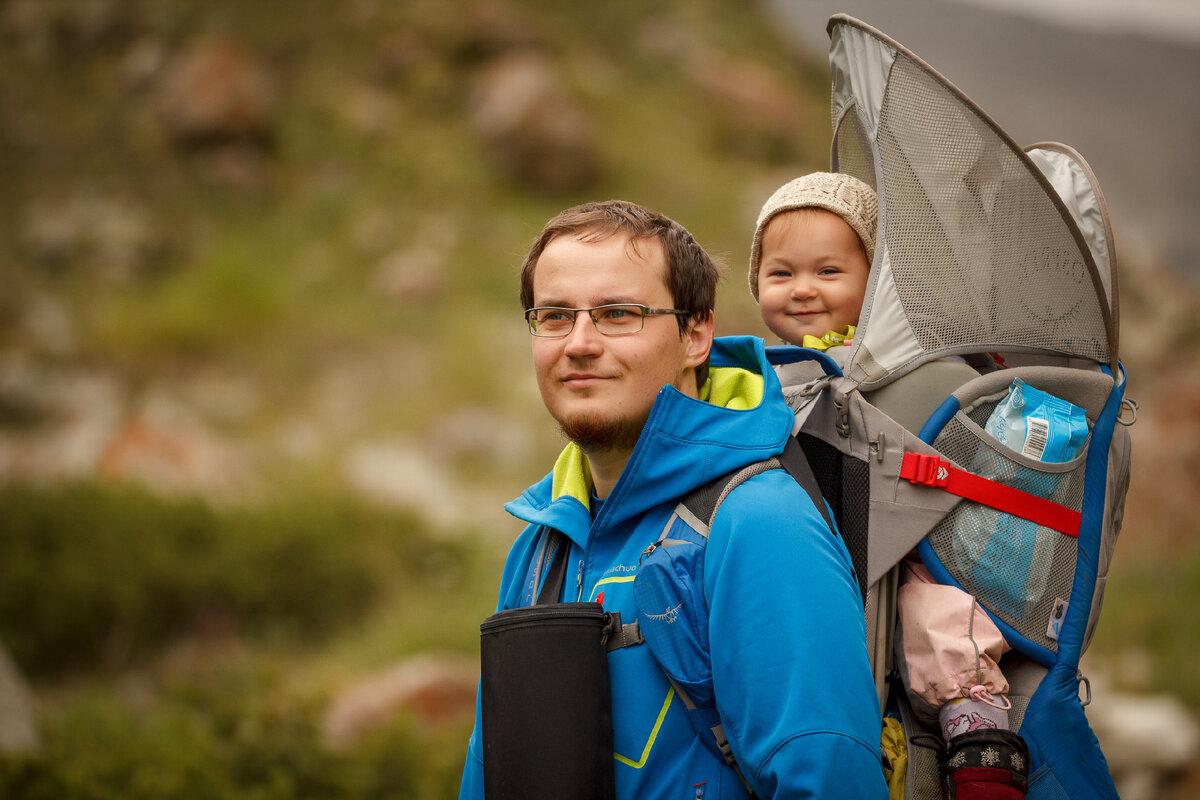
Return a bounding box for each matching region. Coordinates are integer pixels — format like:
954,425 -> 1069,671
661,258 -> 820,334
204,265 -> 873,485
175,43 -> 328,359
635,14 -> 1134,800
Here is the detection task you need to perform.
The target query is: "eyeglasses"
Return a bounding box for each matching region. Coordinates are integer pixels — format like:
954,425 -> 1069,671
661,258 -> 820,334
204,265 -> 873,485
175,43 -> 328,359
524,304 -> 687,338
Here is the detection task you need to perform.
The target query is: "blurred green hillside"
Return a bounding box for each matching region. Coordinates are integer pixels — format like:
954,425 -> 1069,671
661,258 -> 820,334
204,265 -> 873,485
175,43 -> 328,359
1,0 -> 829,495
0,0 -> 1197,797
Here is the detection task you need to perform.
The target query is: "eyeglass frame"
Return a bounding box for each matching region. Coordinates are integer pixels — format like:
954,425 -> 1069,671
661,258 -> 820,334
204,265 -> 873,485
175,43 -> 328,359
524,303 -> 688,338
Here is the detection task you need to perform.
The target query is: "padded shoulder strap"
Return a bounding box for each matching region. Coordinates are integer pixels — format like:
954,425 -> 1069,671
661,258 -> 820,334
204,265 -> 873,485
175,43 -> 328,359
678,436 -> 837,541
637,437 -> 839,800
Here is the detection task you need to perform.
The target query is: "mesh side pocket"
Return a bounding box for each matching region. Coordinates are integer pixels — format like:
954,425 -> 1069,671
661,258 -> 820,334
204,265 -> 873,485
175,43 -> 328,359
925,406 -> 1089,657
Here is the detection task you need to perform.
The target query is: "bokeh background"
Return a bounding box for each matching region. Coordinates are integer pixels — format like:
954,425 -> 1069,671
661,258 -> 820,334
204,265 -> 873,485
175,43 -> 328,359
1,0 -> 1197,797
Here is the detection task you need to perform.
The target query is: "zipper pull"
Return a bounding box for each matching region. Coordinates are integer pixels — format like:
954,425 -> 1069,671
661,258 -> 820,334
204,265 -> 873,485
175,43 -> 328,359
639,542 -> 657,564
576,561 -> 584,601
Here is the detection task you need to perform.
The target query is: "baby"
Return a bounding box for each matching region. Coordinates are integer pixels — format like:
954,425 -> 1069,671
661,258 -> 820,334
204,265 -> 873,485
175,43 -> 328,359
747,172 -> 1013,744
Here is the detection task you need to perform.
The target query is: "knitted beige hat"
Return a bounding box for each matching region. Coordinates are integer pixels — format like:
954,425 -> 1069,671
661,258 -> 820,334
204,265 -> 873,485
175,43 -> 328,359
748,172 -> 878,301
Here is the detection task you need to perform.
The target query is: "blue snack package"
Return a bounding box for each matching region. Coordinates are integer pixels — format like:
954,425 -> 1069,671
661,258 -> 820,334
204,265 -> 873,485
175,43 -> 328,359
984,378 -> 1089,463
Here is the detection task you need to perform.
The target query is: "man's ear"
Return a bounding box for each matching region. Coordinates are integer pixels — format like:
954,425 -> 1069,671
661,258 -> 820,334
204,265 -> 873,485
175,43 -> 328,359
683,310 -> 715,369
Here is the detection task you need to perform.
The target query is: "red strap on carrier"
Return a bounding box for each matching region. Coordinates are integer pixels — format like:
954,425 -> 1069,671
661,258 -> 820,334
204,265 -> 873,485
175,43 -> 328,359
900,452 -> 1081,538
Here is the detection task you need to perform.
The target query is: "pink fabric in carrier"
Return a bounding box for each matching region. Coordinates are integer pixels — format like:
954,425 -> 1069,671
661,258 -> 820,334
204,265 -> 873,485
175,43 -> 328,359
898,559 -> 1011,710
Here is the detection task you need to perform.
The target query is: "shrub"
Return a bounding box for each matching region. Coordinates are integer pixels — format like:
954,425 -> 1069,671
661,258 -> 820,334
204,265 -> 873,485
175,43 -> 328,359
0,481 -> 463,677
0,660 -> 470,800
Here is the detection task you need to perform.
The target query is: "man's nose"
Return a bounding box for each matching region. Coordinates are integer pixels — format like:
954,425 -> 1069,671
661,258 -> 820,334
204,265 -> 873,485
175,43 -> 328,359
562,312 -> 604,355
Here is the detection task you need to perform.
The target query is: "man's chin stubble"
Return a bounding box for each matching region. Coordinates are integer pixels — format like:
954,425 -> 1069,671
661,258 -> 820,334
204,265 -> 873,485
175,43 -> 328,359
559,413 -> 643,454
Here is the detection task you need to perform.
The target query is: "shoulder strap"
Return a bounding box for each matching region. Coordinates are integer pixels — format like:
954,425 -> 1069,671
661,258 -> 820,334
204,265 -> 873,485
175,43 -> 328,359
680,436 -> 838,544
776,436 -> 838,536
536,530 -> 571,604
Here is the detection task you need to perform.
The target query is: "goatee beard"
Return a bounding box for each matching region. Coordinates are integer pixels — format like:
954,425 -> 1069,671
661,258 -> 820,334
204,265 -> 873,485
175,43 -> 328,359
559,413 -> 644,454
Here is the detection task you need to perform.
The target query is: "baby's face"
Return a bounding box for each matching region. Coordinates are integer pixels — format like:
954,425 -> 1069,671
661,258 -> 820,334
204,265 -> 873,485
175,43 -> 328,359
757,209 -> 871,344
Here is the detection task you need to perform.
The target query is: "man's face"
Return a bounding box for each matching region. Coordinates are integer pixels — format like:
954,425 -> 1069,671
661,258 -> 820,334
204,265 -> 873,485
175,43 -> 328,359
530,231 -> 711,454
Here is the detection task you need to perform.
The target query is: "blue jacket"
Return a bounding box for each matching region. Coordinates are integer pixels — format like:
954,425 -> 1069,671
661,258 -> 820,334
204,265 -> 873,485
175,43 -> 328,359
459,336 -> 887,799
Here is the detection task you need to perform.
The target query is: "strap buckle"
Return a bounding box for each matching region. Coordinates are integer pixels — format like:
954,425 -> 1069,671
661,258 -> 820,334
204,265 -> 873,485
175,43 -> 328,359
902,452 -> 951,487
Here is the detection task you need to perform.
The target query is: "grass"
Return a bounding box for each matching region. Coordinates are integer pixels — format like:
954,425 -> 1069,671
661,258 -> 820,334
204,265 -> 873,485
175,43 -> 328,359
0,479 -> 490,799
1087,545 -> 1200,711
4,662 -> 472,800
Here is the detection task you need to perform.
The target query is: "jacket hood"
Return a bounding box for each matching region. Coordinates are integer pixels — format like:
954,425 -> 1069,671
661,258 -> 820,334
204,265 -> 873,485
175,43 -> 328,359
506,335 -> 795,542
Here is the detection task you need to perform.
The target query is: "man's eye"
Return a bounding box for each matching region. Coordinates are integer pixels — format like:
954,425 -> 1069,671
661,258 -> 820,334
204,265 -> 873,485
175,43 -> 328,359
542,310 -> 572,322
599,306 -> 642,325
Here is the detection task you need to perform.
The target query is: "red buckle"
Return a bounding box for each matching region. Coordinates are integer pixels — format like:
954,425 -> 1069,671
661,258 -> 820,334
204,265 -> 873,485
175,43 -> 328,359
901,452 -> 951,487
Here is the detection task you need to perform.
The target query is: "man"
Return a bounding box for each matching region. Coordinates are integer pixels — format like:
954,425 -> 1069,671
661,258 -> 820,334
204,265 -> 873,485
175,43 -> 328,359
458,200 -> 886,798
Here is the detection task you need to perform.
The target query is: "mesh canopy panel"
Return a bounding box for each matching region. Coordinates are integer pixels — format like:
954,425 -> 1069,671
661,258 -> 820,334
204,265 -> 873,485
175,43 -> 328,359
875,56 -> 1110,362
833,108 -> 876,191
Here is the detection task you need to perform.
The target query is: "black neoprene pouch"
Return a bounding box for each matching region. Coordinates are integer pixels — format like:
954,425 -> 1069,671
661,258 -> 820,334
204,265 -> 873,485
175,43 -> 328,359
480,601 -> 615,800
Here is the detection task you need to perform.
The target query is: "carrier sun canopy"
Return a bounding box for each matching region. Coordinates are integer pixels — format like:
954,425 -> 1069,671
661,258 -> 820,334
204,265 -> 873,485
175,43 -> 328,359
826,15 -> 1120,389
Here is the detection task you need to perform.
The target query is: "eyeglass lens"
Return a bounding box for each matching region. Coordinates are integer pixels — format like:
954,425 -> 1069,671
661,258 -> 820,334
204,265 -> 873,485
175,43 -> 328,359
529,305 -> 646,336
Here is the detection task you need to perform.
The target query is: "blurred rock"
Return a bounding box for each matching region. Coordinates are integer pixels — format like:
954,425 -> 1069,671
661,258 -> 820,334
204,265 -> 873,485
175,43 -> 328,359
0,641 -> 39,754
96,392 -> 254,498
430,406 -> 533,469
120,36 -> 169,90
468,50 -> 601,193
1089,688 -> 1200,800
323,653 -> 477,750
342,440 -> 462,525
341,438 -> 510,532
0,359 -> 124,480
20,190 -> 167,281
684,52 -> 805,160
368,213 -> 457,301
158,37 -> 278,149
0,360 -> 254,498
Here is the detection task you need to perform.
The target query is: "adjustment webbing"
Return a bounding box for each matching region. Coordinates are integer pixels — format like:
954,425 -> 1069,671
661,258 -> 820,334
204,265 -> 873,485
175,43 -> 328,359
536,530 -> 571,604
900,452 -> 1081,537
